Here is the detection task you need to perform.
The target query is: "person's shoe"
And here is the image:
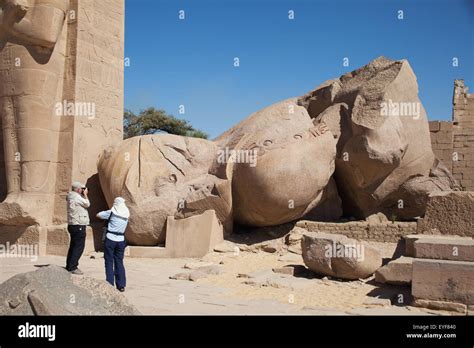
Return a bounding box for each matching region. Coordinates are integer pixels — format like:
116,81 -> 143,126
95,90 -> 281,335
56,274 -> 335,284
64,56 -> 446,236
118,287 -> 125,292
70,269 -> 84,275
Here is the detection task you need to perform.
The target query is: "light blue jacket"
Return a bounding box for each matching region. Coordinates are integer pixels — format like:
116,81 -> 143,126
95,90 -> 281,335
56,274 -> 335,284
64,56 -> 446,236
97,210 -> 128,242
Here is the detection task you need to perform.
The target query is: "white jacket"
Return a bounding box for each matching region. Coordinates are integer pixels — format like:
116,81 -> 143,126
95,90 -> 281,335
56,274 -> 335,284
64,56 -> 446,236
67,191 -> 90,225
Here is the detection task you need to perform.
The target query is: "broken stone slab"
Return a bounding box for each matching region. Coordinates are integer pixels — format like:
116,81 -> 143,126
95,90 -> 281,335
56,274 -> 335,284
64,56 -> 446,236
288,244 -> 302,255
241,269 -> 315,290
374,257 -> 413,285
213,241 -> 239,253
195,265 -> 223,275
188,271 -> 209,282
362,297 -> 392,307
245,269 -> 274,279
365,212 -> 389,224
243,276 -> 312,291
183,262 -> 215,270
242,280 -> 260,287
0,266 -> 139,315
412,299 -> 467,314
285,226 -> 305,246
272,267 -> 295,276
412,259 -> 474,305
170,273 -> 192,281
170,265 -> 223,281
272,265 -> 308,277
278,253 -> 302,262
236,238 -> 286,254
404,234 -> 472,257
301,232 -> 382,280
414,238 -> 474,262
261,240 -> 281,253
170,270 -> 214,282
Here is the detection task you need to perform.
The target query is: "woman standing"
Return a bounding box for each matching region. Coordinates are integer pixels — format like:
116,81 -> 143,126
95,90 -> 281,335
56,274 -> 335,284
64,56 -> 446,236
96,197 -> 130,292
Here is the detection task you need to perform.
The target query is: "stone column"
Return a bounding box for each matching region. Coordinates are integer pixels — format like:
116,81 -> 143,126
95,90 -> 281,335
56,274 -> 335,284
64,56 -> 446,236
452,80 -> 474,191
0,0 -> 124,251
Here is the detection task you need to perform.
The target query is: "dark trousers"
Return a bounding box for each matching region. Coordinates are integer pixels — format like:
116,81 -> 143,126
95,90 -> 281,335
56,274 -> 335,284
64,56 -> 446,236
66,225 -> 86,272
104,238 -> 127,289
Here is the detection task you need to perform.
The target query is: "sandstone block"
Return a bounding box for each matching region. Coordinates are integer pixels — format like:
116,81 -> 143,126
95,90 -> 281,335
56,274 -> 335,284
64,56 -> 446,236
429,121 -> 440,132
165,210 -> 223,258
404,234 -> 472,257
374,257 -> 413,285
417,191 -> 474,238
414,238 -> 474,262
301,232 -> 382,280
412,259 -> 474,305
362,297 -> 392,307
412,299 -> 467,314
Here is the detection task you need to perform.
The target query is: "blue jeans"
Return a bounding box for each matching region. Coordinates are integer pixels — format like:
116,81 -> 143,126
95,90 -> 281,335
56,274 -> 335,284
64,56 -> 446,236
104,238 -> 127,289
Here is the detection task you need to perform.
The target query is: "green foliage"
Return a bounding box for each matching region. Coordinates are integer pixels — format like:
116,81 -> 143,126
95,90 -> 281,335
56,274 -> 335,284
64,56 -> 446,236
124,107 -> 209,140
391,213 -> 398,224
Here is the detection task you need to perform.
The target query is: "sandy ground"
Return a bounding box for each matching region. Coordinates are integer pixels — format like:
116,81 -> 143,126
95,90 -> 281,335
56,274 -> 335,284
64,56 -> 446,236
0,246 -> 454,315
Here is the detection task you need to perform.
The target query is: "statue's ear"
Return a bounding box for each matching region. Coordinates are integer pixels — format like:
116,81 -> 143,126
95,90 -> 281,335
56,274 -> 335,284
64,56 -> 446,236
12,3 -> 28,22
15,8 -> 28,21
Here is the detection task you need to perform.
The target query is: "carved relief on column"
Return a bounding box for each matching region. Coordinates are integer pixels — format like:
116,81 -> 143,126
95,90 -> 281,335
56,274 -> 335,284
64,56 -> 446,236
0,0 -> 69,226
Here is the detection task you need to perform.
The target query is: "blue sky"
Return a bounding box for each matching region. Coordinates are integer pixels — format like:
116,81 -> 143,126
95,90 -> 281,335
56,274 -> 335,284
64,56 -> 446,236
124,0 -> 474,139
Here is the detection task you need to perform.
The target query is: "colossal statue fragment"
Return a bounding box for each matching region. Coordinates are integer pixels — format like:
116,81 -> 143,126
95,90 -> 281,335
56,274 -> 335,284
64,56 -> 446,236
0,0 -> 69,226
98,57 -> 457,246
0,0 -> 124,236
298,57 -> 459,219
98,99 -> 340,245
98,134 -> 232,246
0,4 -> 457,250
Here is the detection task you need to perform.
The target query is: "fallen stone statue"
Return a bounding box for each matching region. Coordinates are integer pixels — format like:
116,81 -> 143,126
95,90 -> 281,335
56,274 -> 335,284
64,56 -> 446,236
98,56 -> 458,246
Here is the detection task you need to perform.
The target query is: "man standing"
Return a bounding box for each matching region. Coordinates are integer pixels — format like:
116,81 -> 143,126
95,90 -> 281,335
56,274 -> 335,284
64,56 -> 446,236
66,181 -> 90,275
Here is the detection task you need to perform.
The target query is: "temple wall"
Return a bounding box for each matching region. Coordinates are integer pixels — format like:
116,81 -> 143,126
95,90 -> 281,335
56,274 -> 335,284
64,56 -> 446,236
52,0 -> 125,224
428,80 -> 474,192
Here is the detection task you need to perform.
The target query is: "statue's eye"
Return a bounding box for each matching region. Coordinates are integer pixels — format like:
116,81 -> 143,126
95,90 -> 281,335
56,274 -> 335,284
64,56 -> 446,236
294,134 -> 303,140
248,143 -> 259,152
263,140 -> 273,146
